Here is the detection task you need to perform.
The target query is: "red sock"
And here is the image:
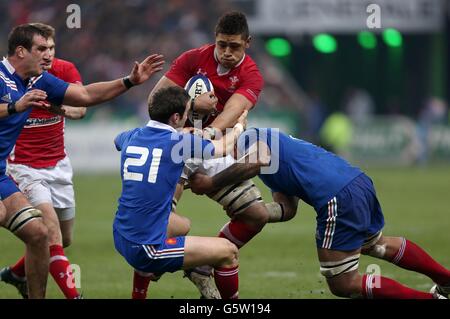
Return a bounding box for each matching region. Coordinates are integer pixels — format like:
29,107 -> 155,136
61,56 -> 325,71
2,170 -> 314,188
391,238 -> 450,286
132,270 -> 152,299
218,221 -> 261,248
10,256 -> 26,278
214,266 -> 239,299
49,245 -> 80,299
362,274 -> 433,299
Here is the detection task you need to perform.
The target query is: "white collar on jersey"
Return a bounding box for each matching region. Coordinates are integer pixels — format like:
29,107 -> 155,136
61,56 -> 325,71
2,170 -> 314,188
213,48 -> 245,76
146,120 -> 177,133
2,57 -> 16,74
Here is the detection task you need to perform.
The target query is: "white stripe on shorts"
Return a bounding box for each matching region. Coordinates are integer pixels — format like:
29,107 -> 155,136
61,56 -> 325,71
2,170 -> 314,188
142,244 -> 184,260
322,197 -> 338,249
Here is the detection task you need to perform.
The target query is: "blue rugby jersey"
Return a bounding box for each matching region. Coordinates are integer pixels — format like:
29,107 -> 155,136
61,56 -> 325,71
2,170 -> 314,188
0,58 -> 68,173
113,120 -> 214,245
237,128 -> 363,211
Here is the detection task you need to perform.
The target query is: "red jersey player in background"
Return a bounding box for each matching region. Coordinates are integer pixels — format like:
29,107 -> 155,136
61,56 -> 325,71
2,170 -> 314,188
142,11 -> 287,299
1,23 -> 85,299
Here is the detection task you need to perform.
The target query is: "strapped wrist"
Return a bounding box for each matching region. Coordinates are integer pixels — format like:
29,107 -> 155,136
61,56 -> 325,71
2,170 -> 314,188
234,123 -> 244,135
7,102 -> 17,115
122,76 -> 135,89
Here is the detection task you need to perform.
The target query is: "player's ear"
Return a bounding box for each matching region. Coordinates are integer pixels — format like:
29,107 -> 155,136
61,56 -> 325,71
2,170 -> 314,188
245,36 -> 251,49
16,46 -> 25,58
168,112 -> 179,126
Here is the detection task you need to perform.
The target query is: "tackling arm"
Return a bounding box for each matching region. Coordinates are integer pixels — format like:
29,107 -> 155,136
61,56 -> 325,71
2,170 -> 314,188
189,140 -> 271,195
209,110 -> 247,158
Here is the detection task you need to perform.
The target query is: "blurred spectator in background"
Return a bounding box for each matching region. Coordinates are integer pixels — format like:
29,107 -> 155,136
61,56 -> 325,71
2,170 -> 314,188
0,0 -> 303,127
342,87 -> 375,125
417,97 -> 449,164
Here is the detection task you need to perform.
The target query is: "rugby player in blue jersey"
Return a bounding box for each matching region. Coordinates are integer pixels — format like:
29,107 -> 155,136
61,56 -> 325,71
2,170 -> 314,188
0,23 -> 164,298
188,128 -> 450,299
113,86 -> 246,299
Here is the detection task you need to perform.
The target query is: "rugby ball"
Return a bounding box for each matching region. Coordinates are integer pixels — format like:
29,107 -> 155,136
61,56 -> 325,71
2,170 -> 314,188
184,74 -> 214,124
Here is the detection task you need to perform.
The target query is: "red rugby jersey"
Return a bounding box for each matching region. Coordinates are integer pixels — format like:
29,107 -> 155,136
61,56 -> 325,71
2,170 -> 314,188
165,44 -> 264,127
9,58 -> 82,168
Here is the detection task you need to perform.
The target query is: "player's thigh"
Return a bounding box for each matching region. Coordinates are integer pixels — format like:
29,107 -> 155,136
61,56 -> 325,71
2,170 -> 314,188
209,179 -> 266,220
167,211 -> 191,237
183,236 -> 238,269
35,202 -> 62,243
317,247 -> 363,295
6,164 -> 52,206
272,192 -> 299,221
1,192 -> 47,244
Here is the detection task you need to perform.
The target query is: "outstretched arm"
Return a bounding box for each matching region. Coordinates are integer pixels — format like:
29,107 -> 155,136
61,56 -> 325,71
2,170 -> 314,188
62,54 -> 164,107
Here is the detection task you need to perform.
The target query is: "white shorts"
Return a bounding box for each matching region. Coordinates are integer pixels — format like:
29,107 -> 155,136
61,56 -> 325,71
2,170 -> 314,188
7,156 -> 76,221
182,154 -> 236,179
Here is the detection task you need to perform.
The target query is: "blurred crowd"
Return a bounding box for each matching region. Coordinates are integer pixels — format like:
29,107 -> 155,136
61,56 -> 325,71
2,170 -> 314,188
0,0 -> 303,124
1,0 -> 448,162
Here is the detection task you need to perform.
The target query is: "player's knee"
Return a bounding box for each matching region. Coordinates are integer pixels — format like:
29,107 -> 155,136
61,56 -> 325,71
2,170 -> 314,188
220,239 -> 239,266
361,232 -> 386,259
239,203 -> 269,229
326,272 -> 362,298
26,219 -> 49,247
327,280 -> 355,298
282,204 -> 297,222
361,244 -> 387,259
177,216 -> 191,236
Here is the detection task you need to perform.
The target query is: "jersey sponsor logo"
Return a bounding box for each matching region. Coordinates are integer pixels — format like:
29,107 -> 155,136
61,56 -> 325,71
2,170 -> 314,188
24,116 -> 62,128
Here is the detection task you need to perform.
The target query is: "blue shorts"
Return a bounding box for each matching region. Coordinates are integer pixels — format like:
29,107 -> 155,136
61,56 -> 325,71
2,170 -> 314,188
113,229 -> 185,274
315,173 -> 385,251
0,172 -> 20,200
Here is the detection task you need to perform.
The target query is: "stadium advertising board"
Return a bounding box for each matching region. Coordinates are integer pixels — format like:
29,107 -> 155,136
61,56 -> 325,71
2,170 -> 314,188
244,0 -> 444,34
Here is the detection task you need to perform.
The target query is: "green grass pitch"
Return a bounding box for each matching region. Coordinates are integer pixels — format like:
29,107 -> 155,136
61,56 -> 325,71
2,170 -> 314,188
1,166 -> 449,299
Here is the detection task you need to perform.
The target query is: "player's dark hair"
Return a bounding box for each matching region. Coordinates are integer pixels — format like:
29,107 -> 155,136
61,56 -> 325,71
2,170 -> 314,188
148,87 -> 190,124
215,11 -> 249,39
29,23 -> 56,39
8,23 -> 51,56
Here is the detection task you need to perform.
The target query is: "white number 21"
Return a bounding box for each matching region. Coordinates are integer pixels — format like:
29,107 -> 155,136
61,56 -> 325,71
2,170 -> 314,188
123,146 -> 163,183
